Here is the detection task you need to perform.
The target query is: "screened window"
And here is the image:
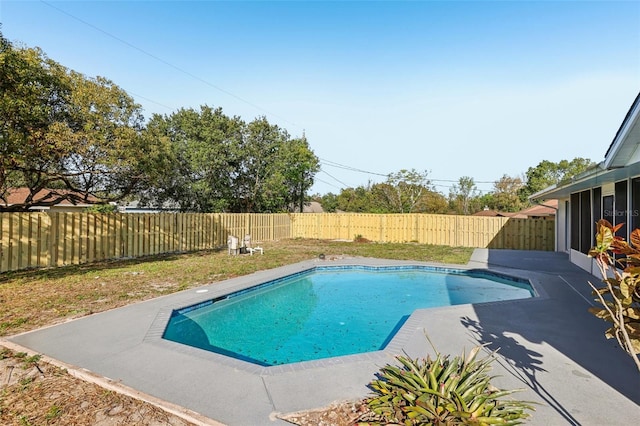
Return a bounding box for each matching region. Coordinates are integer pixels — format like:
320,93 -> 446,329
591,187 -> 602,251
593,187 -> 602,225
571,192 -> 580,251
603,195 -> 614,225
570,190 -> 593,254
615,180 -> 628,239
580,190 -> 591,253
632,178 -> 640,231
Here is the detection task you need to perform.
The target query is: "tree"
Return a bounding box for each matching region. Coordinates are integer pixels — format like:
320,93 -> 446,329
234,119 -> 319,212
335,185 -> 376,213
0,31 -> 168,211
520,157 -> 595,201
279,135 -> 320,213
141,106 -> 241,212
144,108 -> 319,213
332,171 -> 447,214
233,116 -> 286,212
413,190 -> 449,214
449,176 -> 479,215
492,174 -> 524,212
374,169 -> 433,213
316,192 -> 338,212
476,192 -> 496,211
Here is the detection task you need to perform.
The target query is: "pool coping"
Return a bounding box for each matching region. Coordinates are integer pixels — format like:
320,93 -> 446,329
144,259 -> 543,375
5,250 -> 639,425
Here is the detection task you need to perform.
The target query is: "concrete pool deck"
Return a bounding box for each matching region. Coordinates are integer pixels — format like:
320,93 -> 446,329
4,249 -> 640,425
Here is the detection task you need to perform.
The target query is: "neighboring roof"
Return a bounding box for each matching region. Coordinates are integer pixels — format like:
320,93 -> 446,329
2,188 -> 99,209
472,209 -> 507,217
471,209 -> 527,219
303,201 -> 324,213
532,92 -> 640,200
516,199 -> 558,217
291,201 -> 324,213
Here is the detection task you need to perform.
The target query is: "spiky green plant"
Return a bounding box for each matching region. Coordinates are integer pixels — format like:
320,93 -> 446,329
363,339 -> 534,425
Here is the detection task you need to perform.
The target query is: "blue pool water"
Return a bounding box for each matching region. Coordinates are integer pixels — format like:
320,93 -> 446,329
163,266 -> 533,366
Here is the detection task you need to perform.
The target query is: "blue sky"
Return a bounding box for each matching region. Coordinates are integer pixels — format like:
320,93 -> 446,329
1,1 -> 639,195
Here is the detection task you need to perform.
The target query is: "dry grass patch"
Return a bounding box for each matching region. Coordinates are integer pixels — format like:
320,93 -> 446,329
0,347 -> 195,426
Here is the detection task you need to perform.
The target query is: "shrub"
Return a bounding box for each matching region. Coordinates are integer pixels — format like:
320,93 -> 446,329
363,337 -> 533,425
588,219 -> 640,372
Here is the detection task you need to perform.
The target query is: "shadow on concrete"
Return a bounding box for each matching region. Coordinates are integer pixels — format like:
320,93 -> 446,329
463,249 -> 639,416
461,315 -> 580,425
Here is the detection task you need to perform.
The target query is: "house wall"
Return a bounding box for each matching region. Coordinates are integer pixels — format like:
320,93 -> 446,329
627,143 -> 640,165
556,198 -> 569,253
48,205 -> 93,213
26,205 -> 93,213
556,196 -> 597,276
565,174 -> 640,276
570,249 -> 598,276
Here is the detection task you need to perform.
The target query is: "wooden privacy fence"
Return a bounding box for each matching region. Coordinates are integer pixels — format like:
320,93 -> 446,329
0,212 -> 554,273
289,213 -> 555,251
0,212 -> 290,272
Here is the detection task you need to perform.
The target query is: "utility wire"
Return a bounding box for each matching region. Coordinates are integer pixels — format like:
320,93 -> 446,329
319,169 -> 353,189
319,157 -> 500,187
40,0 -> 297,127
37,1 -> 516,193
319,158 -> 388,177
125,90 -> 175,112
312,176 -> 343,191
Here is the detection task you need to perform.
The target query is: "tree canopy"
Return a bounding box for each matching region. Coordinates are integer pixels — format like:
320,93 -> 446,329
0,31 -> 319,213
449,176 -> 479,215
142,107 -> 319,213
0,31 -> 169,211
320,170 -> 448,214
1,31 -> 592,215
519,157 -> 595,201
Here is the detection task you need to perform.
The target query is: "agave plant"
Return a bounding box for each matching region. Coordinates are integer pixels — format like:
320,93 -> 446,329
362,338 -> 533,425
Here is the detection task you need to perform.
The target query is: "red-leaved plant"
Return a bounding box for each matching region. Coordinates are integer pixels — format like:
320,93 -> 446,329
588,219 -> 640,372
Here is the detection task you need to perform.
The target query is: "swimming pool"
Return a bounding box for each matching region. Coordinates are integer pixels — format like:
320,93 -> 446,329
162,265 -> 533,366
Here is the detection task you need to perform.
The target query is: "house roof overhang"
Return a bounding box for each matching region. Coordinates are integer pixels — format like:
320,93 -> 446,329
604,92 -> 640,169
531,92 -> 640,201
530,161 -> 640,200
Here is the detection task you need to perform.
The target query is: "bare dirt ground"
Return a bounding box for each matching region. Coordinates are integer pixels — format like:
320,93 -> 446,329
279,401 -> 379,426
0,347 -> 194,425
1,345 -> 378,425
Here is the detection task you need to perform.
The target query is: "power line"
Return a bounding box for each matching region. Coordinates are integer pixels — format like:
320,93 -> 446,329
319,157 -> 500,187
312,176 -> 343,191
125,90 -> 175,112
40,0 -> 297,127
319,169 -> 353,189
316,167 -> 495,195
319,158 -> 388,177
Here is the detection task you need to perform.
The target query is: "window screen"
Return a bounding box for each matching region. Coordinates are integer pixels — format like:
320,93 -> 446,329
592,187 -> 602,248
615,180 -> 628,239
580,191 -> 591,254
571,192 -> 580,251
632,178 -> 640,231
603,195 -> 614,225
